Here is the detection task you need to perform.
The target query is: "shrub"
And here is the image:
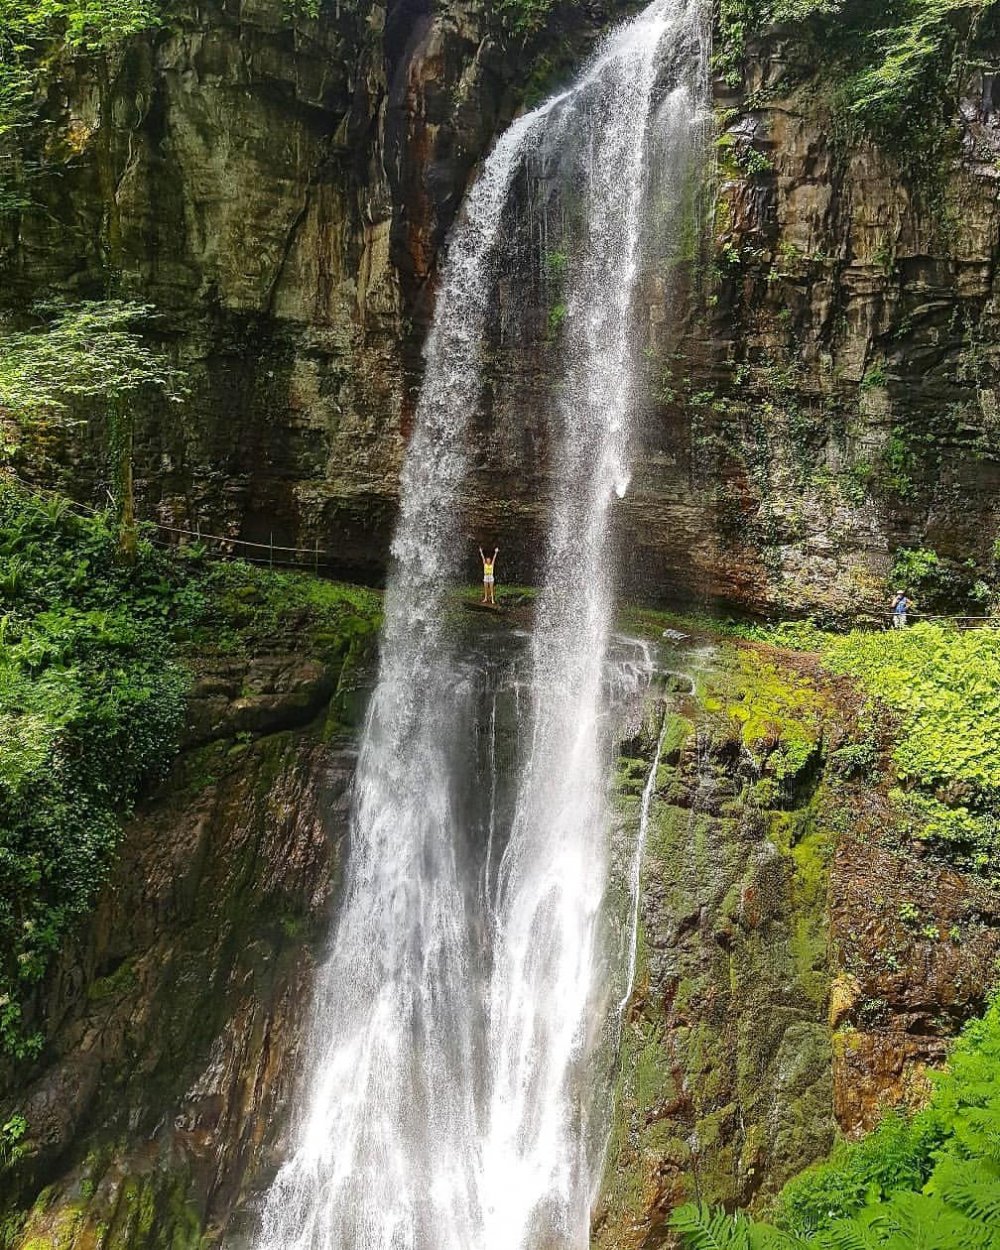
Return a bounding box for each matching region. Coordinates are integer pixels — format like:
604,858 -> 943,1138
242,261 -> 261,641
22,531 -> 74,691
715,0 -> 996,184
0,485 -> 189,1057
0,483 -> 382,1057
890,546 -> 990,614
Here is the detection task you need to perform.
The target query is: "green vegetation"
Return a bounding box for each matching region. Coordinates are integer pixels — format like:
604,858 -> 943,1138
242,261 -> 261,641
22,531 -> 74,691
0,481 -> 380,1058
742,619 -> 1000,876
700,648 -> 828,785
824,624 -> 1000,875
716,0 -> 998,178
890,546 -> 991,614
0,0 -> 318,131
0,0 -> 161,137
671,997 -> 1000,1247
631,609 -> 1000,878
495,0 -> 554,36
0,485 -> 187,1058
0,302 -> 187,555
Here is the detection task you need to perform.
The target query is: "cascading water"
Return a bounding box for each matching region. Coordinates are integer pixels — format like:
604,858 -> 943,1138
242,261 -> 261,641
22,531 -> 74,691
252,4 -> 707,1249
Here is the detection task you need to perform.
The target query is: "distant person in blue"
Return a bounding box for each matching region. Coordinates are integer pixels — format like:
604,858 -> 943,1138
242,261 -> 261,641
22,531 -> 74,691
891,590 -> 913,629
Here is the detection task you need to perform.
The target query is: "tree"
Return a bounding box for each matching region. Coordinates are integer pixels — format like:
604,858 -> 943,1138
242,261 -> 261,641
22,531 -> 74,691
0,300 -> 187,555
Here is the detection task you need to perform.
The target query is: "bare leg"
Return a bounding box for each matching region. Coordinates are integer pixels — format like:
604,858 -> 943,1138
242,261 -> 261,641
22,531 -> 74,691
482,580 -> 488,604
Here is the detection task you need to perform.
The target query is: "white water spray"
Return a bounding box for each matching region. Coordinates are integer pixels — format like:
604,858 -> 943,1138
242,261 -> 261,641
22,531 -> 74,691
253,4 -> 707,1249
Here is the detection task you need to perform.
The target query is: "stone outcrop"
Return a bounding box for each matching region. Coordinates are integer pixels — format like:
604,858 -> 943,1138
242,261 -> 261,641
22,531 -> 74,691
829,840 -> 1000,1134
0,647 -> 358,1248
679,36 -> 1000,617
1,0 -> 631,584
3,621 -> 997,1247
596,634 -> 1000,1242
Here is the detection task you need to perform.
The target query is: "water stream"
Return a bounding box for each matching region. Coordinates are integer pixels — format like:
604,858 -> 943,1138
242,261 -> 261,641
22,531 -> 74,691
254,4 -> 707,1247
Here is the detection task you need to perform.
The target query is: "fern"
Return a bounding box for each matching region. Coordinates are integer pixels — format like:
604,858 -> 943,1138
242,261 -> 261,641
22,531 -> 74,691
811,1216 -> 881,1250
810,1190 -> 995,1249
878,1189 -> 994,1249
748,1226 -> 808,1249
928,1156 -> 1000,1225
691,1001 -> 1000,1247
670,1203 -> 753,1249
948,1103 -> 1000,1164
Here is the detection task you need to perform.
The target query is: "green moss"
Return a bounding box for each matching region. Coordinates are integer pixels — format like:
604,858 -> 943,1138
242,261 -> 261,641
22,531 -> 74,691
661,711 -> 695,759
601,636 -> 849,1242
87,959 -> 137,1002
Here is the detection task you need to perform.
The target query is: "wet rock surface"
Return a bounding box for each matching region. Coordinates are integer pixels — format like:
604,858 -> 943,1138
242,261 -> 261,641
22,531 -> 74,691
829,840 -> 1000,1134
6,11 -> 1000,613
596,636 -> 1000,1244
0,651 -> 354,1248
2,628 -> 998,1247
2,0 -> 633,587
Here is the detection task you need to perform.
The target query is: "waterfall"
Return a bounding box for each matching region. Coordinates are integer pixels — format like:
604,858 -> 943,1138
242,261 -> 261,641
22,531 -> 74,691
253,3 -> 707,1249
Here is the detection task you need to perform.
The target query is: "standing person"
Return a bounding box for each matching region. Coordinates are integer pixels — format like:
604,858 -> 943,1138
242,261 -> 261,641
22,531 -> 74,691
480,545 -> 499,606
891,590 -> 912,629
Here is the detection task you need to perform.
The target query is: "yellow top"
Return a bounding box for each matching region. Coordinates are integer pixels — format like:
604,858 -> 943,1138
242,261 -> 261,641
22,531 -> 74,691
483,560 -> 494,576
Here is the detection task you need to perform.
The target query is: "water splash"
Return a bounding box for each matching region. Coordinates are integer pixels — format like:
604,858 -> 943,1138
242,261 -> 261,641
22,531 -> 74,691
480,7 -> 707,1243
254,102 -> 549,1250
253,3 -> 707,1248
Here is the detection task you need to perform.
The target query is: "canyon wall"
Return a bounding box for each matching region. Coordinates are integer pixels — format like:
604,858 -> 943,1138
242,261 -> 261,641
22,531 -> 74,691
4,2 -> 1000,614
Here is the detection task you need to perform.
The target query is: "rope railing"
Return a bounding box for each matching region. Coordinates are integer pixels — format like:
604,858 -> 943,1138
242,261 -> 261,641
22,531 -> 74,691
4,472 -> 1000,625
152,524 -> 332,571
876,613 -> 996,627
149,529 -> 333,572
3,471 -> 336,570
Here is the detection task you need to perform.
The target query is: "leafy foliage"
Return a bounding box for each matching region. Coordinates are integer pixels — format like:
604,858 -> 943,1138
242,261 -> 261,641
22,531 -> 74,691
0,0 -> 160,138
823,624 -> 1000,874
743,619 -> 1000,876
841,0 -> 994,132
702,650 -> 827,786
890,546 -> 990,615
0,484 -> 188,1058
0,482 -> 381,1058
673,1001 -> 1000,1248
716,0 -> 997,177
0,300 -> 188,552
0,301 -> 185,414
495,0 -> 555,36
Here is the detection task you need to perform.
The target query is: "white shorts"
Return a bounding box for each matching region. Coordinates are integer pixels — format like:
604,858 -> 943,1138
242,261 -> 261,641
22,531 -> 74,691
484,576 -> 494,585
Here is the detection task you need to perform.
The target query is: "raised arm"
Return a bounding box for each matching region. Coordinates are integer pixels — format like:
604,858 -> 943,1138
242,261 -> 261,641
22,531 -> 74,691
479,547 -> 485,563
493,547 -> 499,560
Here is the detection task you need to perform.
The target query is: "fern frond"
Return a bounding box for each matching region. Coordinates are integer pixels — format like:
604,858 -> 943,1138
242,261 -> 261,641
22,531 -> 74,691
811,1215 -> 881,1250
669,1202 -> 752,1250
950,1103 -> 1000,1165
877,1189 -> 993,1250
747,1223 -> 808,1249
928,1155 -> 1000,1225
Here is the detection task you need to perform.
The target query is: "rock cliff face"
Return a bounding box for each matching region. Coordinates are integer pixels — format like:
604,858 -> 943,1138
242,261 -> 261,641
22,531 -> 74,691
4,6 -> 1000,1246
2,0 -> 632,580
596,631 -> 1000,1244
2,648 -> 358,1248
4,622 -> 997,1248
5,4 -> 1000,614
683,35 -> 1000,617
